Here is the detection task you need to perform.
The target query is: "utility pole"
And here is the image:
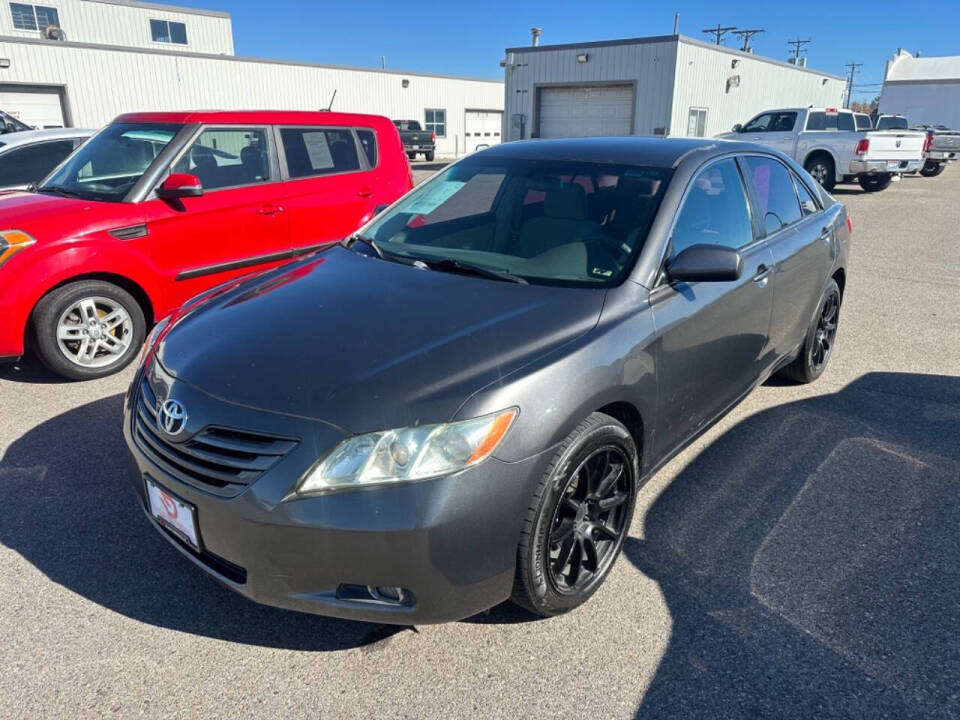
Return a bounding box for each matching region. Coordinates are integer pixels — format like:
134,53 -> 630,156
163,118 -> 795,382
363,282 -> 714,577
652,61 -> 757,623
844,61 -> 863,108
787,38 -> 811,62
732,28 -> 764,52
702,23 -> 737,45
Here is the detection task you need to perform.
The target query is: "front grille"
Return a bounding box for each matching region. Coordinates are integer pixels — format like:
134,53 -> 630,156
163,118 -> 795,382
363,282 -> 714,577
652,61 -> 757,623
133,375 -> 298,495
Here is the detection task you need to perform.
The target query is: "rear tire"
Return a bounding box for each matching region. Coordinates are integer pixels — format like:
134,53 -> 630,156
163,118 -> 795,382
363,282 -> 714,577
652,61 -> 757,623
511,413 -> 638,617
31,280 -> 146,381
920,162 -> 945,177
804,155 -> 836,192
857,173 -> 893,192
778,278 -> 841,384
425,151 -> 435,162
406,152 -> 416,161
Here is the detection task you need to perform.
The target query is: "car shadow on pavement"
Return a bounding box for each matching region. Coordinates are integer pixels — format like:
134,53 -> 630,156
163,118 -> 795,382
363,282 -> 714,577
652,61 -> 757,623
625,372 -> 960,719
0,393 -> 407,651
0,354 -> 72,385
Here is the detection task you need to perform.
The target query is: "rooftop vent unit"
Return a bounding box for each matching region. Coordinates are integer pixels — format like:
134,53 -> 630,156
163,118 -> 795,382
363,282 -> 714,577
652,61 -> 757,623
788,57 -> 808,67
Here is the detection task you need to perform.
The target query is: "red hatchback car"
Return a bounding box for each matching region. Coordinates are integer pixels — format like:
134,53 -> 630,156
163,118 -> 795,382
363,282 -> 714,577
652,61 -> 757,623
0,110 -> 413,379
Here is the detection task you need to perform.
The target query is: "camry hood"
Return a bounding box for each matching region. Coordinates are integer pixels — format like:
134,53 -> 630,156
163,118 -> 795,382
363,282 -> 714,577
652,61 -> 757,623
158,245 -> 605,432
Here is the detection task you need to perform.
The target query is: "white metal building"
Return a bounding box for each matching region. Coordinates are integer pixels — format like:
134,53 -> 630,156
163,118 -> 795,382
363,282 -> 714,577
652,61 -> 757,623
0,0 -> 503,157
878,49 -> 960,129
503,34 -> 846,140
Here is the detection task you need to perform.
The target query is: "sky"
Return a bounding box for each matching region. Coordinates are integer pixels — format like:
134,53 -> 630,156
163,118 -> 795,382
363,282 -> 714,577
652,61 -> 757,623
177,0 -> 959,100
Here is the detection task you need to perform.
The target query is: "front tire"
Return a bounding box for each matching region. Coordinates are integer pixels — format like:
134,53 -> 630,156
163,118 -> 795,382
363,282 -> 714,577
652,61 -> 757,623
778,278 -> 841,384
920,161 -> 945,177
858,173 -> 893,192
511,413 -> 638,617
31,280 -> 146,380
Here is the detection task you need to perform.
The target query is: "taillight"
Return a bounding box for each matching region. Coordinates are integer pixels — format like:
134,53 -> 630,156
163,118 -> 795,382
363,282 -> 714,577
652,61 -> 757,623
431,132 -> 436,143
846,215 -> 853,234
923,132 -> 933,152
854,138 -> 869,155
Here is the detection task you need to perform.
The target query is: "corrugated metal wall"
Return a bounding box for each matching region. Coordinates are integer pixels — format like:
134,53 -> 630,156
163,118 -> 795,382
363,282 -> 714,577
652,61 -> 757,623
0,0 -> 233,55
503,39 -> 677,140
878,83 -> 960,130
671,40 -> 847,137
0,40 -> 503,157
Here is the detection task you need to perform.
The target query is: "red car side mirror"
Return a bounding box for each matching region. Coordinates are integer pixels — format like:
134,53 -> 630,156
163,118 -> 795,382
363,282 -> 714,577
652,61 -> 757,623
158,173 -> 203,199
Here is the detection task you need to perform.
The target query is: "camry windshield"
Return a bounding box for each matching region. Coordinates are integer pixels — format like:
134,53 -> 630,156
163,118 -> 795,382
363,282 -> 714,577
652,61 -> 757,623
362,157 -> 672,287
39,122 -> 182,202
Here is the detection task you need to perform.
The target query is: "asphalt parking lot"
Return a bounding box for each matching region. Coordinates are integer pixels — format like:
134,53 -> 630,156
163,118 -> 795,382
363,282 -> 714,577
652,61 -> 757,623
1,164 -> 958,719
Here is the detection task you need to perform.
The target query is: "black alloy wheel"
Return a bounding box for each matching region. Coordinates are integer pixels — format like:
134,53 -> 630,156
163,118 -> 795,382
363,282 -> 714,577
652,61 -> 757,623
546,446 -> 632,594
808,287 -> 839,374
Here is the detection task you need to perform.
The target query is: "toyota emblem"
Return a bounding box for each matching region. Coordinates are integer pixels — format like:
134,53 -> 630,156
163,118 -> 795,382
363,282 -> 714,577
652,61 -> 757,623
157,399 -> 188,436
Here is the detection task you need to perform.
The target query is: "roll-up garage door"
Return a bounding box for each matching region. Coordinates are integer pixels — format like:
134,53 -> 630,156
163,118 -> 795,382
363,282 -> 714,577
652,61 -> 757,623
537,85 -> 633,138
0,86 -> 66,129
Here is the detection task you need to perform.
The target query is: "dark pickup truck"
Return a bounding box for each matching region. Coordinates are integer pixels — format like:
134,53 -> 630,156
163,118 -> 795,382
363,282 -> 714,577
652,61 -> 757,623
393,120 -> 435,161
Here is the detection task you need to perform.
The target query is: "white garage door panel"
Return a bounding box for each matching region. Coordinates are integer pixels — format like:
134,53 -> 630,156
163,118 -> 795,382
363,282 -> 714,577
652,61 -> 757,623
465,110 -> 503,153
538,85 -> 633,138
0,88 -> 65,129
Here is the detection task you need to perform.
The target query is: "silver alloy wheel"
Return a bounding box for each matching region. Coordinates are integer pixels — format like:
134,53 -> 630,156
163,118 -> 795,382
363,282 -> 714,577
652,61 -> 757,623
56,296 -> 133,368
809,162 -> 829,185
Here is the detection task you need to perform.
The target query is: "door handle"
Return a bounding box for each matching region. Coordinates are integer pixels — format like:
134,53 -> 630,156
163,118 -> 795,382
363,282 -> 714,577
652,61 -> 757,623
819,226 -> 832,242
753,264 -> 772,287
258,205 -> 282,216
358,187 -> 373,198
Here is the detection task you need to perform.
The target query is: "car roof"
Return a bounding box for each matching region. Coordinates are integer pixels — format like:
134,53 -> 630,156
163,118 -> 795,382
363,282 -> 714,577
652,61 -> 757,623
471,136 -> 770,169
113,110 -> 393,127
0,128 -> 95,146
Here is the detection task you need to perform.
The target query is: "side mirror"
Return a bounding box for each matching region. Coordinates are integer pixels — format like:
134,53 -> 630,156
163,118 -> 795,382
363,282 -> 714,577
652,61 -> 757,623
667,244 -> 743,283
157,173 -> 203,199
732,123 -> 743,133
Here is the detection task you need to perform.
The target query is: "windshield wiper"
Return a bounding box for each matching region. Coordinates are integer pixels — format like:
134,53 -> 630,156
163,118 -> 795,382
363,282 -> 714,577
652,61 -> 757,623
419,258 -> 528,284
37,185 -> 85,199
343,233 -> 385,259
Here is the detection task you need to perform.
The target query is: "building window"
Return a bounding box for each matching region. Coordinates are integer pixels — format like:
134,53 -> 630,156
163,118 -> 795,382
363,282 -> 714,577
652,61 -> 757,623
150,19 -> 187,44
10,3 -> 59,31
686,107 -> 707,137
425,109 -> 446,138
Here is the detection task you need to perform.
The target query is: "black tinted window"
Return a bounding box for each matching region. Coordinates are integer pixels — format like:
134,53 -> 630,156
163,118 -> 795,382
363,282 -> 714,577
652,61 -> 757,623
280,127 -> 360,178
743,156 -> 803,234
356,129 -> 377,167
0,140 -> 75,187
672,159 -> 753,256
742,112 -> 796,133
876,116 -> 909,130
837,112 -> 855,131
793,173 -> 820,217
806,112 -> 844,131
855,114 -> 873,130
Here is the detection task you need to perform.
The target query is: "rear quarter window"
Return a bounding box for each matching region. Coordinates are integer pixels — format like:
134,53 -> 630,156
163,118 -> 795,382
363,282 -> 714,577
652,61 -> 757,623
356,129 -> 377,167
280,127 -> 361,178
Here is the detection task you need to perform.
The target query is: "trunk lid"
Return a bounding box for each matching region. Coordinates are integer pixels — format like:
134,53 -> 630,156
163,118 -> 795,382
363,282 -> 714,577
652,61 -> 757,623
863,130 -> 926,161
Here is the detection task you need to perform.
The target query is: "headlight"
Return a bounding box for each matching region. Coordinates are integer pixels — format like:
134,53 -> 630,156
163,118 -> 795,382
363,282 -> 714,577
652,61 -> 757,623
0,230 -> 36,267
295,408 -> 517,495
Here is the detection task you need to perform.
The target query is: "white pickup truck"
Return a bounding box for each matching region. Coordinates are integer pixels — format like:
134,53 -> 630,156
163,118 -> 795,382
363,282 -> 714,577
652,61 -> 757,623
717,107 -> 926,192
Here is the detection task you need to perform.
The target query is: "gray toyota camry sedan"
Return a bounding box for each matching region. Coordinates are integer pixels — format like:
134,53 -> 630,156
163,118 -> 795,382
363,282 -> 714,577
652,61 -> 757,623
124,137 -> 850,624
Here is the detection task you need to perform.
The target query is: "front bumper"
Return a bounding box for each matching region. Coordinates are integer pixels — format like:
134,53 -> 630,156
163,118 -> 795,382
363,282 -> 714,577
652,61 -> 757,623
122,363 -> 549,624
848,159 -> 924,175
926,150 -> 958,162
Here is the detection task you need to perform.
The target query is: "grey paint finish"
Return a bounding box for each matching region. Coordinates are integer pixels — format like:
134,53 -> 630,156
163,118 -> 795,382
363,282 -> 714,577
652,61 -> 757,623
127,137 -> 849,623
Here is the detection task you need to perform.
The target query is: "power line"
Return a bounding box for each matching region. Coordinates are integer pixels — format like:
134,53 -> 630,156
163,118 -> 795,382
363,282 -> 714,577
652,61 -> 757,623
787,38 -> 811,62
732,28 -> 764,52
844,62 -> 863,108
702,23 -> 737,45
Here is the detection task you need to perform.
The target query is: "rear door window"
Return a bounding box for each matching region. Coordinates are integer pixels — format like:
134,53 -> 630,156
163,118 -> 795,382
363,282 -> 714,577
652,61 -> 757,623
0,140 -> 76,186
742,156 -> 803,234
671,159 -> 754,257
837,112 -> 855,131
280,127 -> 361,178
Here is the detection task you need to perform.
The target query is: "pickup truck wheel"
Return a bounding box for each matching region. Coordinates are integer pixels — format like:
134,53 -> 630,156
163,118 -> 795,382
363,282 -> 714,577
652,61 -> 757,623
511,412 -> 638,617
857,173 -> 892,192
920,162 -> 945,177
804,156 -> 835,191
778,278 -> 840,384
425,151 -> 435,162
32,280 -> 146,381
406,152 -> 416,161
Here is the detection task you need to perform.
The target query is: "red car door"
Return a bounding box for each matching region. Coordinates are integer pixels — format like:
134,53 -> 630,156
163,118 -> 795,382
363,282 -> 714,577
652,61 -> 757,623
276,126 -> 378,248
143,125 -> 290,313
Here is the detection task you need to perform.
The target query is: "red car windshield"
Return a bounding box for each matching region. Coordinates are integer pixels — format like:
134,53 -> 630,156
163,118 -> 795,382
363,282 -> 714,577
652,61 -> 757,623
39,122 -> 182,202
